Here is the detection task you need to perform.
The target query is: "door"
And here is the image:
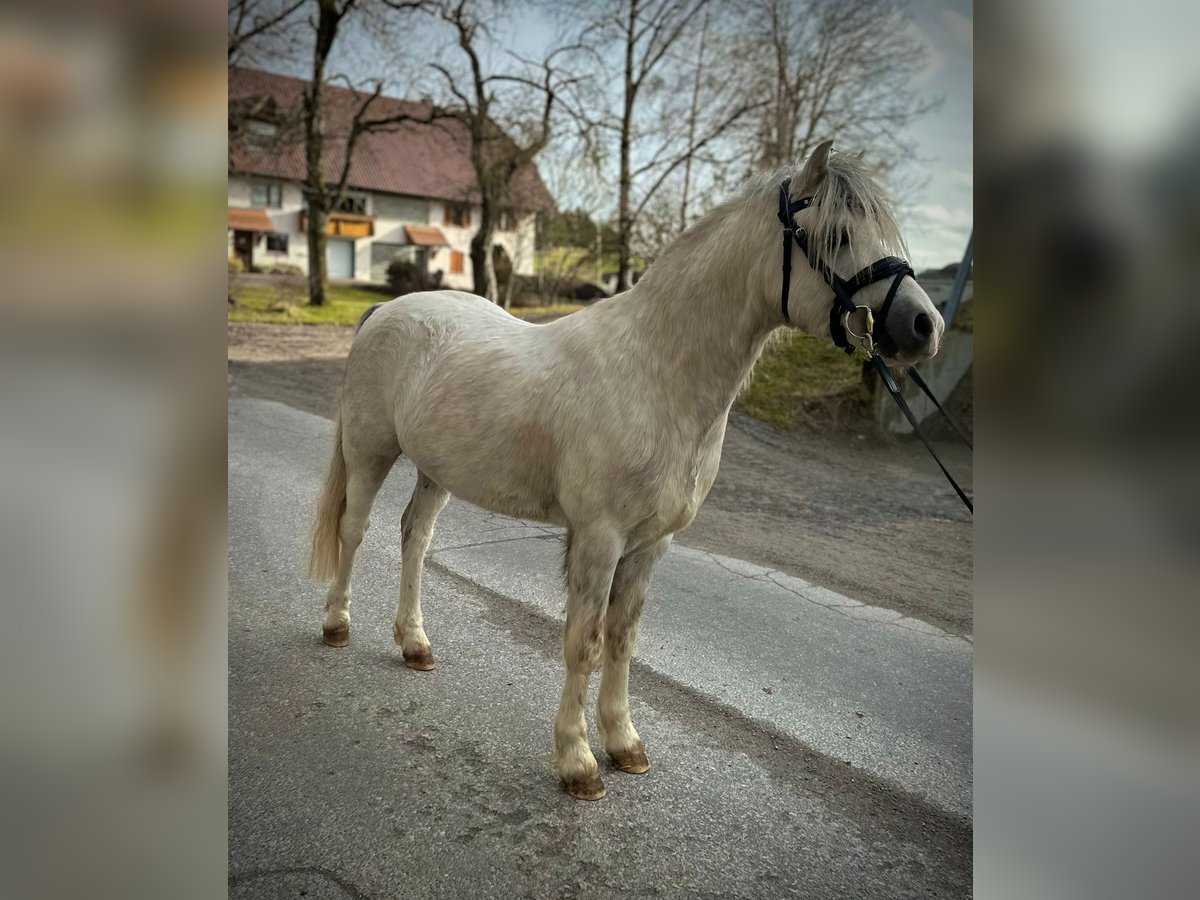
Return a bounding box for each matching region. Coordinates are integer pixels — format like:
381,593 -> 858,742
233,230 -> 254,271
326,239 -> 354,279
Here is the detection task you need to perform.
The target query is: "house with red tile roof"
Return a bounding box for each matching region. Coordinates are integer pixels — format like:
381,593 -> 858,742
228,66 -> 554,289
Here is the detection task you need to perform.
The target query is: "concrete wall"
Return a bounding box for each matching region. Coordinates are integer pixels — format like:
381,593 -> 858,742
874,280 -> 973,434
874,329 -> 973,434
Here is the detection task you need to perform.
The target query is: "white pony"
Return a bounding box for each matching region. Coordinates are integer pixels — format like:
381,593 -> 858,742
308,142 -> 943,800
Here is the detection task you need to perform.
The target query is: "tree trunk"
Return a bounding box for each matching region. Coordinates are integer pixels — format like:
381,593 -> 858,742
616,0 -> 638,293
469,206 -> 497,300
305,204 -> 328,306
302,0 -> 340,306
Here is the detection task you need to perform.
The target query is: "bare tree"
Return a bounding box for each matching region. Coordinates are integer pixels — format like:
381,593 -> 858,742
228,0 -> 307,62
574,0 -> 765,291
299,0 -> 432,305
417,1 -> 575,301
744,0 -> 941,175
532,132 -> 614,302
677,8 -> 710,232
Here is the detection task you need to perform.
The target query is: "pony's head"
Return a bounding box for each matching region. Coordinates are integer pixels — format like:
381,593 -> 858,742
774,141 -> 943,367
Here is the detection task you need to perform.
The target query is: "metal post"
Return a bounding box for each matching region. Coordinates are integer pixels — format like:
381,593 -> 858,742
942,229 -> 972,327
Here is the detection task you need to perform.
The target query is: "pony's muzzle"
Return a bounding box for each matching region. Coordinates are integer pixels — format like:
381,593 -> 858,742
886,295 -> 944,359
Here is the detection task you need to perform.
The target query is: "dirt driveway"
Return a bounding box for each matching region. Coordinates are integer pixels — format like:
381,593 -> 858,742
229,322 -> 972,635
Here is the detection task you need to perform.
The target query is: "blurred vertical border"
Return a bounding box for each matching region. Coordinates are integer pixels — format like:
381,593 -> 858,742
977,0 -> 1200,897
0,2 -> 227,898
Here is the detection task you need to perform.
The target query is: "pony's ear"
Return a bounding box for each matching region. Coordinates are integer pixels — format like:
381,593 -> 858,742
796,140 -> 834,194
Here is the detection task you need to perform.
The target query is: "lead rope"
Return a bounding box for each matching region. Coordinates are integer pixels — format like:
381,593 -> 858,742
871,357 -> 974,512
905,367 -> 973,451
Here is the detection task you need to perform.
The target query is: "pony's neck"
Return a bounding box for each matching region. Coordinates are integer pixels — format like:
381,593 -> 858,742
615,199 -> 788,431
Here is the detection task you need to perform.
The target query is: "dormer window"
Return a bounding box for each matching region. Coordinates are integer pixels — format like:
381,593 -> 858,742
247,119 -> 277,138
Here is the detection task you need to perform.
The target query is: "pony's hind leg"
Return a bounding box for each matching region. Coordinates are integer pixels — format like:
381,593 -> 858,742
553,525 -> 623,800
598,536 -> 670,774
393,472 -> 449,670
321,451 -> 394,647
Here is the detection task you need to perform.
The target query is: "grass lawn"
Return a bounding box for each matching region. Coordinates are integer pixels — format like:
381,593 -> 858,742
229,282 -> 585,326
737,330 -> 864,429
228,284 -> 385,325
509,303 -> 585,319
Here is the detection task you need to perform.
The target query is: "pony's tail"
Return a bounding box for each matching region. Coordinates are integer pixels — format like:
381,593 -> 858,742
308,415 -> 347,582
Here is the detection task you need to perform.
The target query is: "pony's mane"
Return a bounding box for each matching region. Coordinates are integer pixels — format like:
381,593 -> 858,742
637,150 -> 907,301
747,152 -> 908,271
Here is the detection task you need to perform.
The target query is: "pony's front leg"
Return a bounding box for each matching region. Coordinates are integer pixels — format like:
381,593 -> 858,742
553,525 -> 623,801
598,536 -> 670,774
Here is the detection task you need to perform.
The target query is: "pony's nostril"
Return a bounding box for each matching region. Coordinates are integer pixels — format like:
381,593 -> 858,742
913,312 -> 933,340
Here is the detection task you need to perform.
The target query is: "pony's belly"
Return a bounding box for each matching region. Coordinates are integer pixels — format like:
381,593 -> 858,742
453,481 -> 566,526
401,442 -> 565,526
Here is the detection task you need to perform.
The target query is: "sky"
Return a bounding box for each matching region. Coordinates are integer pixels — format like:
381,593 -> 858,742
899,0 -> 973,270
256,0 -> 973,270
492,0 -> 974,270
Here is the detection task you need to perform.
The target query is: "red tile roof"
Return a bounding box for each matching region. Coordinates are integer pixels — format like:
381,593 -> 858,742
229,67 -> 555,213
228,207 -> 274,231
405,225 -> 450,247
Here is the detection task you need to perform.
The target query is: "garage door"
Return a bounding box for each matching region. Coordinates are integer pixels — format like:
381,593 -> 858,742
326,239 -> 354,279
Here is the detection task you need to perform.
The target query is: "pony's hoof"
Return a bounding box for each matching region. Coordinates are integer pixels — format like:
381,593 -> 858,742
322,625 -> 350,648
610,745 -> 650,774
395,624 -> 435,670
402,648 -> 436,671
562,774 -> 607,801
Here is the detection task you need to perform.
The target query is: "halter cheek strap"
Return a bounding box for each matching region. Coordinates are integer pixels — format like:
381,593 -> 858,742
776,185 -> 812,323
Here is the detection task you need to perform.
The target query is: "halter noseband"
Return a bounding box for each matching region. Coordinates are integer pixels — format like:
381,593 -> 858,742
776,177 -> 915,358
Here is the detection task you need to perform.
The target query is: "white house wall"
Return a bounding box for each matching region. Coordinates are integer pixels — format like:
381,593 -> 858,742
502,213 -> 537,277
425,200 -> 474,290
228,176 -> 533,290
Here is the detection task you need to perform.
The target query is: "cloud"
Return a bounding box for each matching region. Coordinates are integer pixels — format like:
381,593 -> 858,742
911,203 -> 972,228
902,203 -> 973,269
907,18 -> 947,83
942,10 -> 973,48
951,169 -> 973,190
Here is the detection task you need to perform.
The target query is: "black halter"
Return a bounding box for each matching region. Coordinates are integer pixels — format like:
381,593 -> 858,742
776,177 -> 914,356
777,177 -> 973,513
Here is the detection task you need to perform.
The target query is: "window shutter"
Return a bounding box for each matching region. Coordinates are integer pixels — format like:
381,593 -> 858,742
465,207 -> 471,228
444,205 -> 451,226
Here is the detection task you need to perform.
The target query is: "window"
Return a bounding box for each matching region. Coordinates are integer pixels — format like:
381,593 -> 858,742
444,203 -> 470,228
449,251 -> 465,274
498,209 -> 513,231
246,119 -> 277,138
251,183 -> 282,208
337,193 -> 368,215
266,233 -> 288,253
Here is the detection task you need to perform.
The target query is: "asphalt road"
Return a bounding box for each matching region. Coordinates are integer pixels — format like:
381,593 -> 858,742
229,397 -> 972,898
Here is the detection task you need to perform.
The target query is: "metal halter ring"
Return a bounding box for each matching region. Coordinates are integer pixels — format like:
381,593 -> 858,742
841,305 -> 877,357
